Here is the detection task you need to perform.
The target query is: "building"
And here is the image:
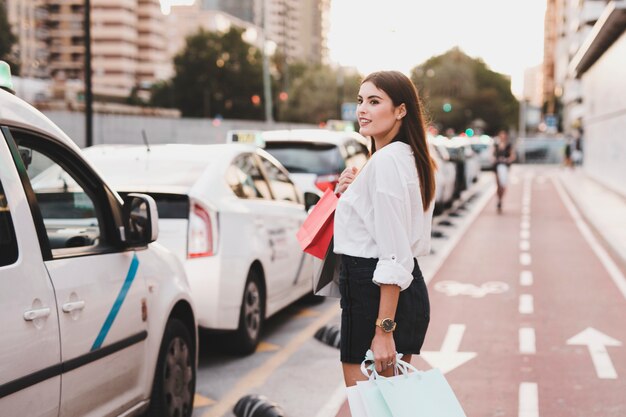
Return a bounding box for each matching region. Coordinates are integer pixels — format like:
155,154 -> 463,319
545,0 -> 609,134
6,0 -> 49,78
569,1 -> 626,197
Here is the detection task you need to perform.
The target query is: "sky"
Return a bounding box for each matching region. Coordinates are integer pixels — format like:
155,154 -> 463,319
327,0 -> 547,98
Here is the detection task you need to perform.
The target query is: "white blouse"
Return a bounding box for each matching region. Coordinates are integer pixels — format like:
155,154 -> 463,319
333,141 -> 434,291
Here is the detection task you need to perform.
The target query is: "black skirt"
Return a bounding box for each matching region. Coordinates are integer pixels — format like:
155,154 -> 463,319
338,254 -> 430,364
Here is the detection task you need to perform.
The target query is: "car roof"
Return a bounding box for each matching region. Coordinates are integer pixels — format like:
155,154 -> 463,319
0,89 -> 80,152
261,129 -> 368,146
82,143 -> 260,194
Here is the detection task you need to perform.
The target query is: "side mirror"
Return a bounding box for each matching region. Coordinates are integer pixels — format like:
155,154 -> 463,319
122,193 -> 159,247
304,191 -> 321,212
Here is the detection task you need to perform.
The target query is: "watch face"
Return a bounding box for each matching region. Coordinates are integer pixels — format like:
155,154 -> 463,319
381,318 -> 395,332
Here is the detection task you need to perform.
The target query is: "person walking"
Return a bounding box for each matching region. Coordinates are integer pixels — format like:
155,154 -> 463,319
493,129 -> 516,213
333,71 -> 436,386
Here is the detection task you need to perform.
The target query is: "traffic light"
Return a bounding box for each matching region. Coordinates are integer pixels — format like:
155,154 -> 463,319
251,95 -> 261,106
465,128 -> 475,137
443,103 -> 452,113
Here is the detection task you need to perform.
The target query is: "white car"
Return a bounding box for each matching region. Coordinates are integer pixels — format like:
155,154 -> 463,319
83,143 -> 315,354
0,63 -> 196,417
468,135 -> 495,170
259,129 -> 370,196
428,138 -> 457,212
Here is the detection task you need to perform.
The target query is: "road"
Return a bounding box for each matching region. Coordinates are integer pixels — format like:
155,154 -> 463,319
192,166 -> 626,417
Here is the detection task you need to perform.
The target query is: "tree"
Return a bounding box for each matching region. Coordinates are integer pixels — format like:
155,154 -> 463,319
0,0 -> 18,74
411,47 -> 518,135
154,28 -> 265,119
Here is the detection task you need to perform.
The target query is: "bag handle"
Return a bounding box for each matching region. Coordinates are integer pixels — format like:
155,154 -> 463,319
360,349 -> 420,380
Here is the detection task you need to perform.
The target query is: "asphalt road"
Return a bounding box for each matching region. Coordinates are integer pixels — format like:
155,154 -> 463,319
192,165 -> 626,417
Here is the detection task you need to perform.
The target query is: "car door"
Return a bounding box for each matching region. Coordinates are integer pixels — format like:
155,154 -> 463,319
6,128 -> 149,417
256,153 -> 311,302
0,130 -> 61,417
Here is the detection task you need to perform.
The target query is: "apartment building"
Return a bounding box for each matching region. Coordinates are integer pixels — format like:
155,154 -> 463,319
6,0 -> 49,78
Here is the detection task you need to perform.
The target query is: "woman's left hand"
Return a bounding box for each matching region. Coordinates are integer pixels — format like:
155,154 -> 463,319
370,331 -> 396,373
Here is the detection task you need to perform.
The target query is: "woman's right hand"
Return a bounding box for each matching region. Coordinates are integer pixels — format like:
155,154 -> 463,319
336,166 -> 358,194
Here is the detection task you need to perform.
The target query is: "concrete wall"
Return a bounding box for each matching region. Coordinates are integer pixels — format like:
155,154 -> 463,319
43,111 -> 316,148
581,32 -> 626,197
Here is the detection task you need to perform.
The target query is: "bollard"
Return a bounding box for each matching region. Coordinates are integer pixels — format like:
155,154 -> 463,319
314,325 -> 341,349
233,394 -> 286,417
431,230 -> 447,239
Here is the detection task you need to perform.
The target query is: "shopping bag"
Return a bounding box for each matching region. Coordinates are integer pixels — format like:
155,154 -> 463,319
296,188 -> 338,259
355,350 -> 467,417
311,237 -> 341,297
346,384 -> 369,417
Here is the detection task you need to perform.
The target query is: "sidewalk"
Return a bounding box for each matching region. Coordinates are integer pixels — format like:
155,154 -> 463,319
557,167 -> 626,268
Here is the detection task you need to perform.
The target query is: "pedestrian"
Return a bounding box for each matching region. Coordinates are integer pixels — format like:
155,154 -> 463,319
564,138 -> 573,168
492,129 -> 516,213
333,71 -> 437,386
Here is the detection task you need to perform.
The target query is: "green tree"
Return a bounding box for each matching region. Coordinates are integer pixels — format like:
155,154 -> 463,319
0,0 -> 18,74
411,47 -> 518,135
155,28 -> 265,119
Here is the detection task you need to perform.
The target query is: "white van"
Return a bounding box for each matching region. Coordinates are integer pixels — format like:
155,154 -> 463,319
0,62 -> 197,417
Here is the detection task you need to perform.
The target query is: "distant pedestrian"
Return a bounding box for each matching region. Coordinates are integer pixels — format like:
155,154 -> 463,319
334,71 -> 436,386
493,130 -> 516,213
572,131 -> 583,167
564,139 -> 573,168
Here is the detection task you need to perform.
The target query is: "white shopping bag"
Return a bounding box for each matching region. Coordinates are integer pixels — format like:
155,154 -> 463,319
346,384 -> 369,417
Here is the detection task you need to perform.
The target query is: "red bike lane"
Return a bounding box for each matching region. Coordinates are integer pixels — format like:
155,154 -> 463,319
335,166 -> 626,416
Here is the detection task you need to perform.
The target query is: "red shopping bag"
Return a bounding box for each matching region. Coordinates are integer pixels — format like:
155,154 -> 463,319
296,188 -> 338,259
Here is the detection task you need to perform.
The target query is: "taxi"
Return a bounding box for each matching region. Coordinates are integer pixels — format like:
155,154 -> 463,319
0,62 -> 197,417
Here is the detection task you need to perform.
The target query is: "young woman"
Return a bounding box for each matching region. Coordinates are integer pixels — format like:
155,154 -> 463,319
493,130 -> 516,212
333,71 -> 436,386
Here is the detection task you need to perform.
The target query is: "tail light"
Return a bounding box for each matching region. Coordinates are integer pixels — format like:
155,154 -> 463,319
187,203 -> 214,258
315,174 -> 339,193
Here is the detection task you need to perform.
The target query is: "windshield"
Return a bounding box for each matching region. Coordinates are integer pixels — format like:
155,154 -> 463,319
263,142 -> 345,176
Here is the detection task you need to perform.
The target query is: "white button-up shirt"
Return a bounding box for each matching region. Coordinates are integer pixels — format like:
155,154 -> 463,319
334,141 -> 434,291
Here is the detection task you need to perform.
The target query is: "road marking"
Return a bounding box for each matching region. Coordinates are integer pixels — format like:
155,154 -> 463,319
519,382 -> 539,417
520,271 -> 533,286
519,328 -> 536,354
256,342 -> 281,352
519,294 -> 534,314
201,303 -> 341,417
567,327 -> 622,379
520,230 -> 530,240
520,253 -> 532,266
520,221 -> 531,230
521,214 -> 531,223
421,324 -> 477,374
554,177 -> 626,301
520,240 -> 530,251
313,383 -> 347,417
522,206 -> 531,215
194,394 -> 216,407
434,280 -> 509,298
295,308 -> 321,318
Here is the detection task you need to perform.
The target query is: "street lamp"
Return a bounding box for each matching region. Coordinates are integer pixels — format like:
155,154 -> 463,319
84,0 -> 93,147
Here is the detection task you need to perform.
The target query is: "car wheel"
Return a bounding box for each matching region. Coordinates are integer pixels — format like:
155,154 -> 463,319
231,270 -> 264,355
147,318 -> 196,417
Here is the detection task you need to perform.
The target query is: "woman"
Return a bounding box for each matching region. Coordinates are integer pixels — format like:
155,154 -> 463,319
334,71 -> 436,386
493,130 -> 516,213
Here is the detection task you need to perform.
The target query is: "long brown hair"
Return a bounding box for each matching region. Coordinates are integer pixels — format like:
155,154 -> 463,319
363,71 -> 436,211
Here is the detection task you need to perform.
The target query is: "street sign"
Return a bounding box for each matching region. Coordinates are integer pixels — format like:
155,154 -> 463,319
341,102 -> 357,121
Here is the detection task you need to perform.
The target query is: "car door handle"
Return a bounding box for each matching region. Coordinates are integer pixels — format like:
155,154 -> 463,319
23,307 -> 51,321
62,301 -> 85,313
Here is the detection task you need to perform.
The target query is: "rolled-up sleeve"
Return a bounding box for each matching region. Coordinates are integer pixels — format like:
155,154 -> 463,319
370,163 -> 415,291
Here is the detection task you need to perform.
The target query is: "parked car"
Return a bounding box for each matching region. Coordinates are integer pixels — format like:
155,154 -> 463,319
435,136 -> 480,198
468,135 -> 495,170
83,143 -> 315,354
259,129 -> 370,196
0,63 -> 197,417
428,138 -> 457,213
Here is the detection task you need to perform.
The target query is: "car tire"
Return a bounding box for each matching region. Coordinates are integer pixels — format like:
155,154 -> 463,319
146,318 -> 196,417
231,269 -> 265,355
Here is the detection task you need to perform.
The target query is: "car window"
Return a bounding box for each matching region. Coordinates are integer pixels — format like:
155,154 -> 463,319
0,178 -> 19,267
263,142 -> 345,175
258,155 -> 299,203
226,154 -> 272,200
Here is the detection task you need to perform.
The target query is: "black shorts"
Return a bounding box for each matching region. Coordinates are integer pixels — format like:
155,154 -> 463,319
338,254 -> 430,364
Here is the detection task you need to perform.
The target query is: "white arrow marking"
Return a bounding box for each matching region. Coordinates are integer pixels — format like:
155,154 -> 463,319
567,327 -> 622,379
421,324 -> 476,374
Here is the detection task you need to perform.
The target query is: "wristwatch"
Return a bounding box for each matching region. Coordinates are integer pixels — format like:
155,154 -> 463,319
376,318 -> 397,333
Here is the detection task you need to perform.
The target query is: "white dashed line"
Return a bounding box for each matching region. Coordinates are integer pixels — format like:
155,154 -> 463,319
520,271 -> 533,286
519,294 -> 534,314
520,253 -> 532,266
520,240 -> 530,251
519,382 -> 539,417
519,328 -> 536,354
520,230 -> 530,240
521,221 -> 531,230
